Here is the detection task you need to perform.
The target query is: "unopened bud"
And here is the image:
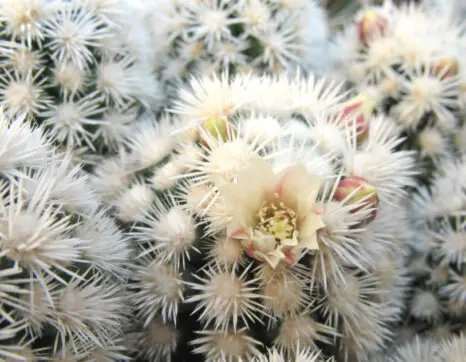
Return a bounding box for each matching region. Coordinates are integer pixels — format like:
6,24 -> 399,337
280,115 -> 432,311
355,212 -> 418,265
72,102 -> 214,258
202,117 -> 229,142
352,114 -> 370,141
334,176 -> 379,222
358,9 -> 387,44
431,57 -> 459,80
339,92 -> 378,142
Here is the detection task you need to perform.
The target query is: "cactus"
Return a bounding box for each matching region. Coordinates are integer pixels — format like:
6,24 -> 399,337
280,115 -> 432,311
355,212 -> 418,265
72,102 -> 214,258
0,0 -> 160,163
329,1 -> 466,349
330,1 -> 466,184
89,71 -> 417,361
130,0 -> 330,102
1,1 -> 465,360
372,333 -> 466,362
0,110 -> 131,360
389,155 -> 466,348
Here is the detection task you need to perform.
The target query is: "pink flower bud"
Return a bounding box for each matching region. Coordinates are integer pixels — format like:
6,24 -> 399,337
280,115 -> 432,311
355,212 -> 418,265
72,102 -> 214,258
358,9 -> 387,44
334,176 -> 379,223
338,92 -> 377,142
431,57 -> 459,80
351,114 -> 370,141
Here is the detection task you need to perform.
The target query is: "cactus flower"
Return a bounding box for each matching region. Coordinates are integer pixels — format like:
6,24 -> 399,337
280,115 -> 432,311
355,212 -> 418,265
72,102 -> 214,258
219,157 -> 325,268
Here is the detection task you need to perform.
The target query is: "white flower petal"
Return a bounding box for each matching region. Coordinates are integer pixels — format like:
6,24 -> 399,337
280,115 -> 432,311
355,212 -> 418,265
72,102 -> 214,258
276,164 -> 322,214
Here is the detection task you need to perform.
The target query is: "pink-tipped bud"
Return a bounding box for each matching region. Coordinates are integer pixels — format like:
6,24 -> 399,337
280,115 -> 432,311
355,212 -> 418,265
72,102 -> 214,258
334,176 -> 379,223
338,92 -> 378,142
431,57 -> 459,80
358,9 -> 387,44
351,114 -> 370,141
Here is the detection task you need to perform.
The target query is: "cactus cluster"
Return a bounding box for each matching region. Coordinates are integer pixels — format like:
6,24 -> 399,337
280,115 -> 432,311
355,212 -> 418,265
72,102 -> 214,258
0,110 -> 131,360
331,2 -> 466,182
400,156 -> 466,345
0,0 -> 159,163
330,1 -> 466,359
90,71 -> 418,361
0,0 -> 466,361
130,0 -> 330,101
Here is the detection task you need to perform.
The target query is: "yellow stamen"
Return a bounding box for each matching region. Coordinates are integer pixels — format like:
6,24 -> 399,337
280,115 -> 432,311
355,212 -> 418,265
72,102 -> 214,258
256,195 -> 297,245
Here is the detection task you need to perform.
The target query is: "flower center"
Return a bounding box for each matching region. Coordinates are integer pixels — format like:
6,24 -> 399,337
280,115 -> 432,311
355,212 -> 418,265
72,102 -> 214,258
256,194 -> 297,245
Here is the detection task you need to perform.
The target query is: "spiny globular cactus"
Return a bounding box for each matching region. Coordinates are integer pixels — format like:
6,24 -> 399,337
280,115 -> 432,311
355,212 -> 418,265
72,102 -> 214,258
0,109 -> 131,360
327,1 -> 466,349
0,0 -> 160,163
130,0 -> 330,101
90,71 -> 417,361
388,154 -> 466,349
371,333 -> 466,362
330,2 -> 466,184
